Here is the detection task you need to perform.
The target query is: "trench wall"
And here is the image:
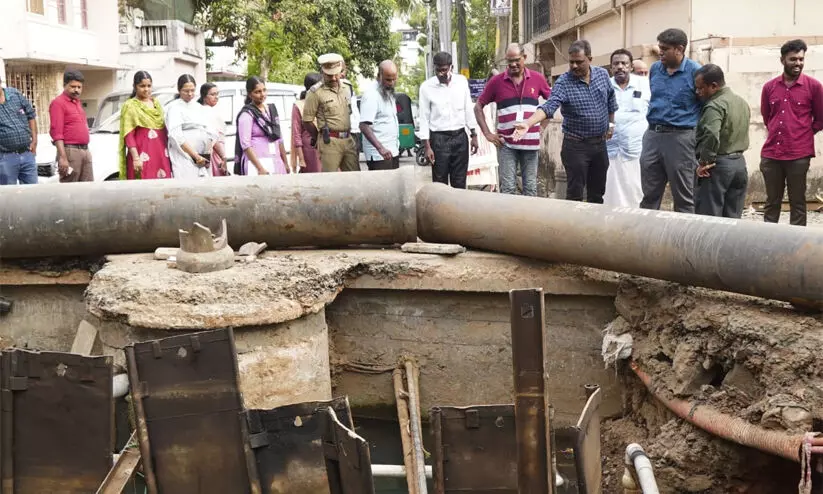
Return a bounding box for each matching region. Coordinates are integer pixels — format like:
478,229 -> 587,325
0,252 -> 623,423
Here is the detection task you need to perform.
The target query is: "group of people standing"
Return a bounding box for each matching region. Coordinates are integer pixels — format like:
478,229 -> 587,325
509,30 -> 823,226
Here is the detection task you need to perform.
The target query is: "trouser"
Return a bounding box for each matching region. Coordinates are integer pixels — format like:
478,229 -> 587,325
366,156 -> 400,170
560,136 -> 608,203
430,130 -> 469,189
318,136 -> 359,172
0,150 -> 37,185
639,128 -> 698,213
759,157 -> 811,226
498,146 -> 538,196
695,154 -> 748,218
61,146 -> 94,182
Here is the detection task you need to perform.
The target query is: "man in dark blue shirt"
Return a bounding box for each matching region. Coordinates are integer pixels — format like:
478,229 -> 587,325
639,28 -> 702,213
514,40 -> 617,203
0,78 -> 38,185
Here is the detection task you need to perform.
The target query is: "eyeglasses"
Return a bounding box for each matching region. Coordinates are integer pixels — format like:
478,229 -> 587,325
506,57 -> 523,64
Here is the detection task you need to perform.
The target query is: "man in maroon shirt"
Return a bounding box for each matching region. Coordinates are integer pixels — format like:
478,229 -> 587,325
49,70 -> 93,182
760,39 -> 823,226
474,43 -> 551,196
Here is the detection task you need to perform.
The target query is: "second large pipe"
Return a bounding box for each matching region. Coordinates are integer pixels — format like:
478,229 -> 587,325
416,184 -> 823,308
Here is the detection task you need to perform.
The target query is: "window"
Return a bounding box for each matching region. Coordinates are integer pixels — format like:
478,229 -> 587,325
215,92 -> 236,126
80,0 -> 88,29
27,0 -> 45,15
57,0 -> 67,24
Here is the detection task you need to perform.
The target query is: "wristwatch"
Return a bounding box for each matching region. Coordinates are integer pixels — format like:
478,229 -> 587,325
469,129 -> 477,137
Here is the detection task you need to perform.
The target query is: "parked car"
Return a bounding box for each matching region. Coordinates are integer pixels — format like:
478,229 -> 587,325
36,82 -> 302,183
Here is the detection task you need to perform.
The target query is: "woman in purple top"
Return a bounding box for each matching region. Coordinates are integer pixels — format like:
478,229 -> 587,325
290,72 -> 323,173
234,76 -> 287,175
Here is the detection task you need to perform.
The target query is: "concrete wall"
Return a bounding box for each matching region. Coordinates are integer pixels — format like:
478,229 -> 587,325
690,0 -> 823,40
328,289 -> 620,425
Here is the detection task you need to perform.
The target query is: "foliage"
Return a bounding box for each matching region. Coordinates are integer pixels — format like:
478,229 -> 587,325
195,0 -> 398,82
465,0 -> 494,79
395,54 -> 427,101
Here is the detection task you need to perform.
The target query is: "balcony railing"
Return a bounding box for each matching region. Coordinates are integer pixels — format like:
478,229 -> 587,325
126,20 -> 203,59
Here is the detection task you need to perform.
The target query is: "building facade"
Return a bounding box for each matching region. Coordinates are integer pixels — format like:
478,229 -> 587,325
0,0 -> 121,130
118,7 -> 207,93
501,0 -> 823,198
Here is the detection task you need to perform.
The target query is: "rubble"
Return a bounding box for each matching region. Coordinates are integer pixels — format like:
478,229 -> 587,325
600,276 -> 823,493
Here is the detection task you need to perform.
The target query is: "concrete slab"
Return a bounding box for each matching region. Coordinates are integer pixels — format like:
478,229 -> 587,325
85,249 -> 618,330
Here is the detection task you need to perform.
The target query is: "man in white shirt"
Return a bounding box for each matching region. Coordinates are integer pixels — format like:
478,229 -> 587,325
604,49 -> 651,207
360,60 -> 400,170
418,51 -> 479,188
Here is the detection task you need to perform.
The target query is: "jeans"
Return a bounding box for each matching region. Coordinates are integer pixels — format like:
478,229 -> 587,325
0,151 -> 37,185
560,136 -> 609,203
760,157 -> 810,226
498,146 -> 538,196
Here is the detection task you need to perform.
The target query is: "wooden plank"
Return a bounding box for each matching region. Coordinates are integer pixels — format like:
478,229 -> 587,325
71,320 -> 99,356
96,433 -> 142,494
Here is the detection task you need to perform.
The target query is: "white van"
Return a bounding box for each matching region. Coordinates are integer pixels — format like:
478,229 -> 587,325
36,81 -> 302,182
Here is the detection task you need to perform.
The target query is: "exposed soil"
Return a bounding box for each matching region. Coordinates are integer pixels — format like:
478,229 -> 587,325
601,276 -> 823,493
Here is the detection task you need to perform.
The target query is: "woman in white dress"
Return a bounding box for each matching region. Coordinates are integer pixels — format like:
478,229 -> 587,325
198,82 -> 229,176
165,74 -> 218,179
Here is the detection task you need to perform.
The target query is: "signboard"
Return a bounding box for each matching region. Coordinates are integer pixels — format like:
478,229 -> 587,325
469,79 -> 487,99
491,0 -> 512,16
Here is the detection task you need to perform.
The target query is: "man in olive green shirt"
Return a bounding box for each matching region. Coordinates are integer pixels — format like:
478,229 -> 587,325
693,64 -> 751,218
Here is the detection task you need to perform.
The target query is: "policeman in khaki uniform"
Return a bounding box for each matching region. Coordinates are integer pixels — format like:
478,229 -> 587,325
303,53 -> 359,172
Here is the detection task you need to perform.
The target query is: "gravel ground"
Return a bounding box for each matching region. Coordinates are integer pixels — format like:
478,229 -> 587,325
740,206 -> 823,228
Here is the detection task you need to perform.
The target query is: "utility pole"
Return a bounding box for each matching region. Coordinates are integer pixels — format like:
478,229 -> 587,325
456,0 -> 469,78
437,0 -> 452,54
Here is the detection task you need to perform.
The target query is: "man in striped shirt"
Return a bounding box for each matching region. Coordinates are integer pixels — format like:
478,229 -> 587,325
475,43 -> 551,196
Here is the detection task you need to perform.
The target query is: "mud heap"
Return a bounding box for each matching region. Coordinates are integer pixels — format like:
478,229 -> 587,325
603,277 -> 823,493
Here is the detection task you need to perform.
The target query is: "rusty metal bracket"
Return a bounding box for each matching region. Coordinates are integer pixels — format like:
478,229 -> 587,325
0,349 -> 114,494
248,397 -> 353,494
555,386 -> 603,494
126,328 -> 261,494
510,288 -> 553,494
431,405 -> 518,493
323,406 -> 375,494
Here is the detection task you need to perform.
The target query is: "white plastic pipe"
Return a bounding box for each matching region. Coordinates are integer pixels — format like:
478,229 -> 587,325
113,373 -> 130,398
625,443 -> 659,494
372,464 -> 432,479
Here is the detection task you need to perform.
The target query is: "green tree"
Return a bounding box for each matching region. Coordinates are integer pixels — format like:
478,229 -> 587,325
395,54 -> 427,101
195,0 -> 399,82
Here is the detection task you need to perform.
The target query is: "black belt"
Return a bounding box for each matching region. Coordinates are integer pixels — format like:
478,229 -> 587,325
649,124 -> 694,133
565,134 -> 605,144
717,152 -> 744,158
65,144 -> 89,149
0,147 -> 29,154
431,129 -> 465,137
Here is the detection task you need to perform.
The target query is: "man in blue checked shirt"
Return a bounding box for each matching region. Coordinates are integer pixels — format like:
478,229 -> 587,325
639,28 -> 702,213
514,39 -> 617,203
0,77 -> 38,185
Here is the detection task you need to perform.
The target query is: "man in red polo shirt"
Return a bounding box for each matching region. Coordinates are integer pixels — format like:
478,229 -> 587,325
49,70 -> 93,182
474,43 -> 551,196
760,39 -> 823,226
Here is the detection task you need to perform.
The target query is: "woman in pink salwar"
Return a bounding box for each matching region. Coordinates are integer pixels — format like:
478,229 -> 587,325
118,71 -> 173,180
290,72 -> 323,173
233,76 -> 287,176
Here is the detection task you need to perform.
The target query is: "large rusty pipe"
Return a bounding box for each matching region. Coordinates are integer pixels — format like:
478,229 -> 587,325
416,184 -> 823,308
0,169 -> 417,258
